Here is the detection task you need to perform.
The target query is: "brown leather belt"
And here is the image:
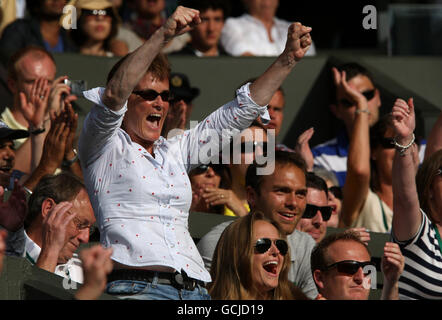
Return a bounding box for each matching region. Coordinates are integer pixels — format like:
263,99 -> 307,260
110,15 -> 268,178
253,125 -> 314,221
108,269 -> 205,291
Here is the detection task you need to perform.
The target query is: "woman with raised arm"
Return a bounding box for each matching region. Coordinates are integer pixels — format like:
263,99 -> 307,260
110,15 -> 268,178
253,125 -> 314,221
391,97 -> 442,300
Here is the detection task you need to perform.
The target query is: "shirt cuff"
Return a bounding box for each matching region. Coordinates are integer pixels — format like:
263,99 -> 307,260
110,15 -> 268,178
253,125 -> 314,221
83,87 -> 128,116
236,83 -> 270,125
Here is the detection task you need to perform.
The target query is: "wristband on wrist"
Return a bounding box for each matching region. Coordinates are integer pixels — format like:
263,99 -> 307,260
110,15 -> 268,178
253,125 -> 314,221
393,133 -> 415,156
62,149 -> 78,167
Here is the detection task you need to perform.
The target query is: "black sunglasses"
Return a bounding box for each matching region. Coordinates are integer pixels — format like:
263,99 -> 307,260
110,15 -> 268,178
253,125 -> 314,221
240,141 -> 268,154
324,260 -> 375,276
328,186 -> 343,200
192,164 -> 224,175
339,89 -> 376,108
133,89 -> 173,102
302,204 -> 332,221
254,238 -> 288,256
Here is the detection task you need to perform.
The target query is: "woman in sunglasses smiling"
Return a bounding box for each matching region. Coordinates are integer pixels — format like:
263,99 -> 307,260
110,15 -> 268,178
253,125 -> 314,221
209,212 -> 307,300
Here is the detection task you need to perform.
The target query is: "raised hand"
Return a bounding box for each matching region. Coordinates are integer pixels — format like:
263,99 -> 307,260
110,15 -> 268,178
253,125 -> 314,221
39,107 -> 71,172
284,22 -> 312,62
75,245 -> 113,300
381,242 -> 404,285
163,6 -> 201,40
20,77 -> 51,128
295,127 -> 315,171
391,98 -> 415,144
63,100 -> 79,160
332,67 -> 367,108
0,182 -> 27,232
48,76 -> 77,117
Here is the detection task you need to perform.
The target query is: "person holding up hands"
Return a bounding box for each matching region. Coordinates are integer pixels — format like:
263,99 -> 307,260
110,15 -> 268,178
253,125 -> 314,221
79,4 -> 312,300
391,97 -> 442,299
23,172 -> 95,285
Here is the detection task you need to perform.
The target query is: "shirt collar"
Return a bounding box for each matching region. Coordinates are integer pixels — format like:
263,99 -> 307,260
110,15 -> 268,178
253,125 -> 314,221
23,230 -> 41,265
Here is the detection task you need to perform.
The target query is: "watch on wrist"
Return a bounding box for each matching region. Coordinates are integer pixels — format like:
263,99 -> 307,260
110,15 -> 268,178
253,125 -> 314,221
29,127 -> 46,135
62,149 -> 78,167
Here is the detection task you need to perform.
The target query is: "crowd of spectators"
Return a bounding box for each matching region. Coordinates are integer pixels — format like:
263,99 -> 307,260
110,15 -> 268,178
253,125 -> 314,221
0,0 -> 440,302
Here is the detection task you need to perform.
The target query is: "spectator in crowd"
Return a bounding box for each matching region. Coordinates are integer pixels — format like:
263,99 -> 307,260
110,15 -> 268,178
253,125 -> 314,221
23,172 -> 96,284
79,5 -> 312,300
391,98 -> 442,299
312,63 -> 382,187
22,101 -> 82,191
313,167 -> 342,228
0,111 -> 81,258
340,113 -> 396,232
0,0 -> 77,64
220,0 -> 316,57
0,122 -> 28,233
161,72 -> 199,138
0,122 -> 29,258
197,151 -> 319,299
224,124 -> 268,217
2,46 -> 78,176
66,0 -> 124,57
189,163 -> 245,216
295,172 -> 332,243
126,0 -> 167,40
209,211 -> 307,300
311,230 -> 404,300
74,245 -> 113,300
172,0 -> 229,57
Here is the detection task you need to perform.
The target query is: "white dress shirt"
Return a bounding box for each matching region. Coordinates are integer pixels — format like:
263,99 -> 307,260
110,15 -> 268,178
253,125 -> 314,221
23,231 -> 84,284
221,14 -> 316,57
79,83 -> 269,282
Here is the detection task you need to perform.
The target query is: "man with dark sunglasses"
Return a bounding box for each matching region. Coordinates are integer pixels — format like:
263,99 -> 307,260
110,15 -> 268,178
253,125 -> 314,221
296,172 -> 331,243
312,63 -> 381,188
311,231 -> 404,300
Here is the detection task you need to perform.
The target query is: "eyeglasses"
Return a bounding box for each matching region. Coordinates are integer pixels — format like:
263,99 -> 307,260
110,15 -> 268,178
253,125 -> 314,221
132,89 -> 173,102
72,216 -> 95,234
83,8 -> 112,19
240,141 -> 268,154
328,186 -> 343,200
254,238 -> 288,256
302,204 -> 332,221
339,89 -> 376,108
324,260 -> 375,276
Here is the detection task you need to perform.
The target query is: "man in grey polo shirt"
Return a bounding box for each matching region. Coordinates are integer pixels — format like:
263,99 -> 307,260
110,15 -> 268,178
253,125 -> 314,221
197,150 -> 318,299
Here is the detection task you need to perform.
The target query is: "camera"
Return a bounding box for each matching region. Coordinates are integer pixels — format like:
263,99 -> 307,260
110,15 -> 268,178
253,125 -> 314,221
64,79 -> 87,96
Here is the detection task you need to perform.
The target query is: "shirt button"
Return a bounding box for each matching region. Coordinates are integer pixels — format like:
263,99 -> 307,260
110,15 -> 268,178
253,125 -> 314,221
170,244 -> 175,248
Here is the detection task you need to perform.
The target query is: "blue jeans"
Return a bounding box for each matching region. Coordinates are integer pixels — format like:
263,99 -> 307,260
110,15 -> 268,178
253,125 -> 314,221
106,277 -> 211,300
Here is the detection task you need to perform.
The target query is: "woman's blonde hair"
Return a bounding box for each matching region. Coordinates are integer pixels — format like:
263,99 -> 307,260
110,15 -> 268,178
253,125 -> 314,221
208,211 -> 301,300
